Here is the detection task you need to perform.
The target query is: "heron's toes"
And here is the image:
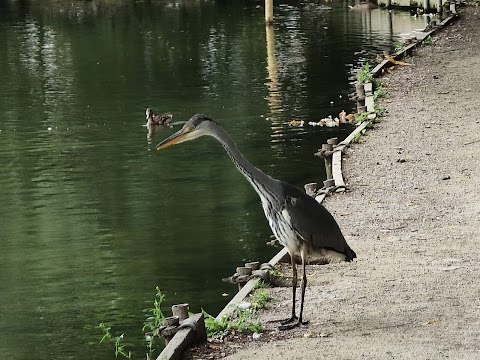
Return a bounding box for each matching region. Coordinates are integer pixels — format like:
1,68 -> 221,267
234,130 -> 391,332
278,318 -> 309,330
279,315 -> 297,325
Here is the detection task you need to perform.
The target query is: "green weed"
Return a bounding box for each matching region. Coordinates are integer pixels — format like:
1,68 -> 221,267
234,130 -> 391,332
251,290 -> 273,310
422,36 -> 433,46
253,280 -> 270,290
202,301 -> 265,340
96,287 -> 166,360
96,322 -> 132,359
373,86 -> 389,100
357,63 -> 381,89
142,286 -> 166,359
394,42 -> 406,53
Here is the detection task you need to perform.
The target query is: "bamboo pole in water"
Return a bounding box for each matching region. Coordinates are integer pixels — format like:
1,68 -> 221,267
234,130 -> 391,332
265,0 -> 273,24
265,20 -> 282,120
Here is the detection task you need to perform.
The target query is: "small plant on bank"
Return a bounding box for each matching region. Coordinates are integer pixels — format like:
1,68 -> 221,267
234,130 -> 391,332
351,128 -> 368,143
356,112 -> 369,124
394,42 -> 406,53
373,85 -> 389,100
253,280 -> 270,290
202,289 -> 272,339
142,286 -> 166,359
251,289 -> 273,310
357,63 -> 381,89
357,62 -> 373,84
203,308 -> 262,339
96,287 -> 167,360
422,36 -> 433,46
374,104 -> 387,118
96,322 -> 132,359
268,268 -> 286,279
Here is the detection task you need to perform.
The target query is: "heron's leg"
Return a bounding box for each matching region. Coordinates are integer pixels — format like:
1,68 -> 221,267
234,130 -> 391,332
279,250 -> 309,330
279,252 -> 298,328
298,249 -> 310,325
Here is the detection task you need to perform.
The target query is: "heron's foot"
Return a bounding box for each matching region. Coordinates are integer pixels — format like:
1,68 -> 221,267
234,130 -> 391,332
279,315 -> 297,325
278,317 -> 309,330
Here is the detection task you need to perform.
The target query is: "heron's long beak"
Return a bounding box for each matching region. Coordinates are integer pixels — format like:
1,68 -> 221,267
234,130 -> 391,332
155,128 -> 190,150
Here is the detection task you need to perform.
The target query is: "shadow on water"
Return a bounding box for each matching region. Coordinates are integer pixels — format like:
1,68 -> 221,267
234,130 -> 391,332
0,0 -> 429,358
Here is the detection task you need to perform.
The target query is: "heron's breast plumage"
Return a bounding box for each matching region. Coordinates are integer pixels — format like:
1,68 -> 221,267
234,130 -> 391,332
261,195 -> 302,254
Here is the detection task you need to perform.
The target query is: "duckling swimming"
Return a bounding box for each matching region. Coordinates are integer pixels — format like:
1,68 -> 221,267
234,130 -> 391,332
289,119 -> 305,127
146,108 -> 173,127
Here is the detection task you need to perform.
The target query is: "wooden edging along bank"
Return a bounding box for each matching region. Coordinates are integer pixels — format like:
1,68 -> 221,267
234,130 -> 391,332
156,8 -> 460,360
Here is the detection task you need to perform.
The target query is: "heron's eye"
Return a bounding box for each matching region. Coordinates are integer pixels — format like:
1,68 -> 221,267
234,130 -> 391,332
184,125 -> 195,133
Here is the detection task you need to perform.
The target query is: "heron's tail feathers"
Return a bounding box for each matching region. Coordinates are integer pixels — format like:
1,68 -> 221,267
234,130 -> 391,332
345,246 -> 357,262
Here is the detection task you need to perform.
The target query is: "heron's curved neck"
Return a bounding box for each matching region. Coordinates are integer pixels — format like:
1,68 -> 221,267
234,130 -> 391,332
211,124 -> 276,190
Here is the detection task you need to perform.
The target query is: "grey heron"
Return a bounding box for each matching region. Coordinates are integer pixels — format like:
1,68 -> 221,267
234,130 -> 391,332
156,114 -> 356,330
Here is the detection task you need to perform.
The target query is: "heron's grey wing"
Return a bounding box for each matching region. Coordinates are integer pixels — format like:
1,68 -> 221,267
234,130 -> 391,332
282,184 -> 348,255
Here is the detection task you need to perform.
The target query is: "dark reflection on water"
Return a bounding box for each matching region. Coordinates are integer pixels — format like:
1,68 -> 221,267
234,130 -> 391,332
0,1 -> 426,358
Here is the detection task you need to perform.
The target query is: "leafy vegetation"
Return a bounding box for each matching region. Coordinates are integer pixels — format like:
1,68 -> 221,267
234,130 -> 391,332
96,322 -> 132,359
394,42 -> 406,53
142,286 -> 166,359
422,36 -> 433,46
251,289 -> 273,310
96,287 -> 166,360
373,86 -> 389,100
268,268 -> 286,279
203,289 -> 273,339
374,104 -> 387,117
357,63 -> 381,89
203,308 -> 262,339
356,112 -> 369,124
253,280 -> 270,290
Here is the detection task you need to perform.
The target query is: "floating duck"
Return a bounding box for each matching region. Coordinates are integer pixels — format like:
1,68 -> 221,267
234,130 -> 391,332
339,110 -> 356,124
146,108 -> 173,127
289,119 -> 304,127
317,115 -> 339,127
326,116 -> 340,127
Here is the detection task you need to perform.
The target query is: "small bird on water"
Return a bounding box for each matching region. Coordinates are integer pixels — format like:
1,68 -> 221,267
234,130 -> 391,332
155,114 -> 356,330
146,108 -> 173,127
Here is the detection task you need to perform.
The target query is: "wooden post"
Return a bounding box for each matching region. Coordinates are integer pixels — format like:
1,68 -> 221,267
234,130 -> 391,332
322,143 -> 333,180
355,83 -> 365,99
444,1 -> 450,15
356,82 -> 366,114
172,304 -> 189,322
156,313 -> 207,360
449,2 -> 456,14
236,266 -> 252,290
327,137 -> 339,146
245,261 -> 260,271
323,179 -> 335,189
265,0 -> 273,25
162,316 -> 180,345
437,0 -> 442,13
304,183 -> 317,197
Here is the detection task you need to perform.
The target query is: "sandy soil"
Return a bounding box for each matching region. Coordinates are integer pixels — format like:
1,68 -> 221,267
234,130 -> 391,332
184,6 -> 480,360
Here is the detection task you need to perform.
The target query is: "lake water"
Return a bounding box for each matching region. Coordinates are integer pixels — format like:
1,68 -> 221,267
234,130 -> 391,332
0,1 -> 427,358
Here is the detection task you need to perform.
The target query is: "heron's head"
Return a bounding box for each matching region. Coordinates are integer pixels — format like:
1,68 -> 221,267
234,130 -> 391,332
155,114 -> 215,150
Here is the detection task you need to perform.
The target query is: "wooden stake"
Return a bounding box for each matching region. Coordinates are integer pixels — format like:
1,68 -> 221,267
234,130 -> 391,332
172,304 -> 189,322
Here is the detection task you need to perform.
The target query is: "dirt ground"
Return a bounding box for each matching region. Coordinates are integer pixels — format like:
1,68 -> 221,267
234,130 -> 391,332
184,6 -> 480,360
